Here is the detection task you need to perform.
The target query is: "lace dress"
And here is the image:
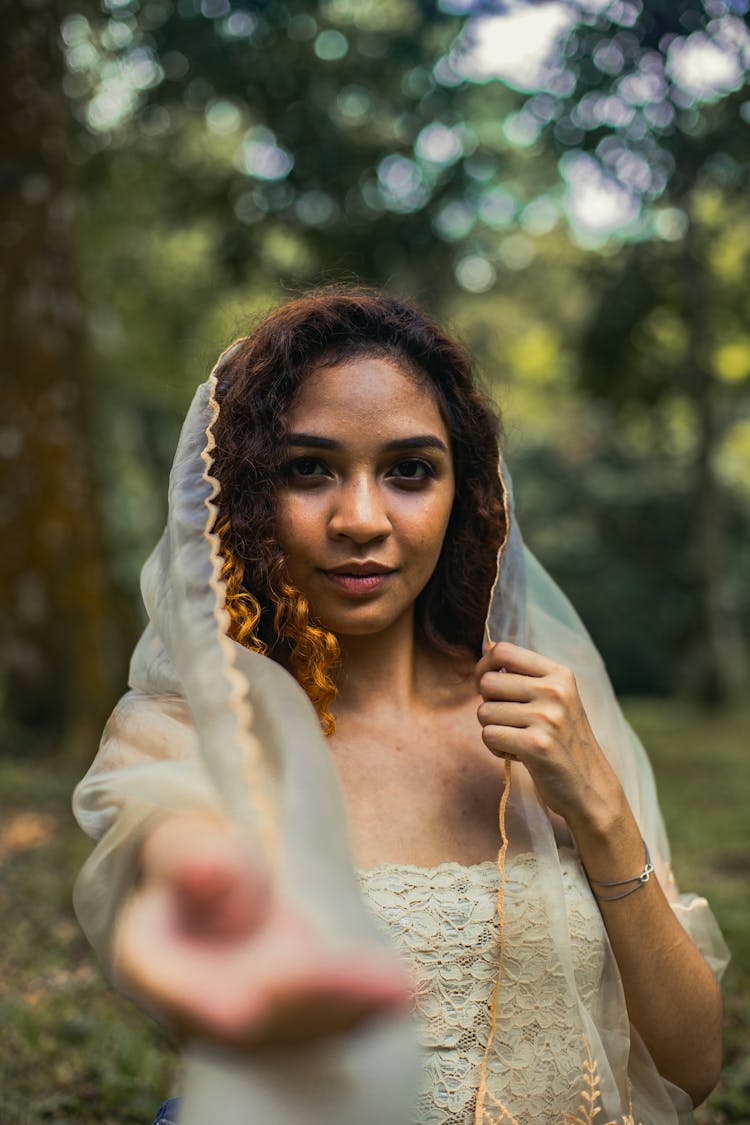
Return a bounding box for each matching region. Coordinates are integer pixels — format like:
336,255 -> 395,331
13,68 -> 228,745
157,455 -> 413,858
357,847 -> 607,1125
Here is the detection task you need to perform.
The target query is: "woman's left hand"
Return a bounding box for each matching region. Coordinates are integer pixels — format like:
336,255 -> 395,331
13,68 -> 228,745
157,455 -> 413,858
475,641 -> 626,834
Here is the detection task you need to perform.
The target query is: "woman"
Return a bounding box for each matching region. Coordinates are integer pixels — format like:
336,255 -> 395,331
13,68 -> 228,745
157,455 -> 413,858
73,287 -> 728,1125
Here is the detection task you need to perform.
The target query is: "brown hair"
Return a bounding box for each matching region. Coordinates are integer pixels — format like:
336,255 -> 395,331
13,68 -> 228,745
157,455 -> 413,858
210,286 -> 506,733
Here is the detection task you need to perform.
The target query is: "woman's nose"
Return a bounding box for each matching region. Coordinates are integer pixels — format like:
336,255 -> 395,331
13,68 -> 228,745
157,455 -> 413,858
328,476 -> 391,543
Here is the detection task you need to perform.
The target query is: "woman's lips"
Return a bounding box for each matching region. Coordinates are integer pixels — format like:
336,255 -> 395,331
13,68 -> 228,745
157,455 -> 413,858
322,571 -> 394,595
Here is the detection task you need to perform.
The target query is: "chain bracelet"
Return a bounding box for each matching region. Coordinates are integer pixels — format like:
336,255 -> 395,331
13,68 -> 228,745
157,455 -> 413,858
586,840 -> 654,902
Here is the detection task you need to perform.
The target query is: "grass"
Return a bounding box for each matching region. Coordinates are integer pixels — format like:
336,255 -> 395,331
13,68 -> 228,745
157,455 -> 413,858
0,700 -> 748,1123
622,700 -> 750,1124
0,759 -> 178,1124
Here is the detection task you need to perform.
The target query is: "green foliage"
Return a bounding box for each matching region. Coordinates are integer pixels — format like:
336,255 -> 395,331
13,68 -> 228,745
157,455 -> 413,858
64,0 -> 517,293
508,435 -> 750,696
525,1 -> 750,209
58,0 -> 750,685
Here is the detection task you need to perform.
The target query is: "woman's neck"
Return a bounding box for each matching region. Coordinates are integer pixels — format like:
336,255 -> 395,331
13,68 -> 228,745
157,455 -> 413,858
333,611 -> 473,720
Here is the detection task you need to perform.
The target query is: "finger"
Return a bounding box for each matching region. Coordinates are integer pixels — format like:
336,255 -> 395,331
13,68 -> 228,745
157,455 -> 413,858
480,723 -> 529,760
477,700 -> 529,729
141,815 -> 272,938
475,641 -> 554,681
477,669 -> 537,703
174,860 -> 271,939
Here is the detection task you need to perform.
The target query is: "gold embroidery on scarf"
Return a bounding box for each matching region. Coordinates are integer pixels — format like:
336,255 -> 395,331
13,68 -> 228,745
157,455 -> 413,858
200,360 -> 281,865
474,462 -> 514,1125
476,1037 -> 644,1125
473,753 -> 512,1125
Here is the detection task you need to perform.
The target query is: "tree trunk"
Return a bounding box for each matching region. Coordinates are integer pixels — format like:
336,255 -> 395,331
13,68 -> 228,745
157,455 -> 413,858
0,0 -> 122,755
682,197 -> 737,707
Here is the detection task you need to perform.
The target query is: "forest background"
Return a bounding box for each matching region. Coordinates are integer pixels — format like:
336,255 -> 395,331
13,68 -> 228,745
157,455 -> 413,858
1,0 -> 749,1121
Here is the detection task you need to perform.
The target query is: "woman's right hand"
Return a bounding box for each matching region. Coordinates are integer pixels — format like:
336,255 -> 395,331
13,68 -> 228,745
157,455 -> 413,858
112,812 -> 410,1049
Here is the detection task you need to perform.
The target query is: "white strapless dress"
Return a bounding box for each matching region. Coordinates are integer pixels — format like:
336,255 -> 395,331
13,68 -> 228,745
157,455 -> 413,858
357,848 -> 607,1125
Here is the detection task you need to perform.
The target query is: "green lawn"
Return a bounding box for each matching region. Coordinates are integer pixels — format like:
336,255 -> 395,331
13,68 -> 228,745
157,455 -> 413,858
622,701 -> 750,1125
1,700 -> 748,1123
0,757 -> 177,1124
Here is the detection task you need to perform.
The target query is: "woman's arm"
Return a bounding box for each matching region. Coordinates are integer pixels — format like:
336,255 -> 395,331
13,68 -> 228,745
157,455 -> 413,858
475,641 -> 723,1106
74,691 -> 408,1048
568,793 -> 722,1105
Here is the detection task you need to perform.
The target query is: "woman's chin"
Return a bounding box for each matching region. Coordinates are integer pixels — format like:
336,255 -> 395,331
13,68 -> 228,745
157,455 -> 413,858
312,602 -> 413,641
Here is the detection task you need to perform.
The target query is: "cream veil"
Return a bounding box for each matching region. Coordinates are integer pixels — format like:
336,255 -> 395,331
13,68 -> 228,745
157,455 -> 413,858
73,349 -> 728,1125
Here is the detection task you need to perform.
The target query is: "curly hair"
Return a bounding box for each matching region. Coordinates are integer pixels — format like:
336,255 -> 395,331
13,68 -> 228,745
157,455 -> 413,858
209,286 -> 507,734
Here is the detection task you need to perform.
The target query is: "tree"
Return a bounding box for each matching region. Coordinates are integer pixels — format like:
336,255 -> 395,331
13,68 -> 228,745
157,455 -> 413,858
521,0 -> 750,703
577,184 -> 749,703
0,0 -> 122,754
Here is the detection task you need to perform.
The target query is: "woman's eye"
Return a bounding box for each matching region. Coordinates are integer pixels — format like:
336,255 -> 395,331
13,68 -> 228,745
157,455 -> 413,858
285,457 -> 329,480
389,459 -> 434,482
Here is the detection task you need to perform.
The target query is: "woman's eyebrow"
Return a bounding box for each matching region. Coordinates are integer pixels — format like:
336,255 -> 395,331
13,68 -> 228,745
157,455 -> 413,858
287,433 -> 338,449
286,432 -> 449,454
381,435 -> 449,454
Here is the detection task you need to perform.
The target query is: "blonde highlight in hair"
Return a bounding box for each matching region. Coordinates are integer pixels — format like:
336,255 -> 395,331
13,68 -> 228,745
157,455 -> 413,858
216,517 -> 341,735
218,519 -> 268,654
270,564 -> 341,736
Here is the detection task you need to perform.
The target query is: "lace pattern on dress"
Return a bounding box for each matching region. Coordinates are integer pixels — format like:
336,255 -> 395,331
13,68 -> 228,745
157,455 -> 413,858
357,849 -> 609,1125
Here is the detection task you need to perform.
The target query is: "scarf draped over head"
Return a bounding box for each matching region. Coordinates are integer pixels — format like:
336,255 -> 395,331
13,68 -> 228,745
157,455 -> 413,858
73,350 -> 728,1125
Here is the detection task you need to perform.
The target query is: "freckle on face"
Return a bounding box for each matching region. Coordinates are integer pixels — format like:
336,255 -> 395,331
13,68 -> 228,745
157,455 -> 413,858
274,356 -> 455,638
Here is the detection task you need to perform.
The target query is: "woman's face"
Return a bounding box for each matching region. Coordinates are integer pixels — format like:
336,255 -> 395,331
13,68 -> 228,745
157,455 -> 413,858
274,355 -> 455,638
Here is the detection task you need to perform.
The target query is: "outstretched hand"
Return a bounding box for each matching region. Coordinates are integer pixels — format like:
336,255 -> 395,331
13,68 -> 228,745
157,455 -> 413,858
113,813 -> 411,1049
475,642 -> 627,834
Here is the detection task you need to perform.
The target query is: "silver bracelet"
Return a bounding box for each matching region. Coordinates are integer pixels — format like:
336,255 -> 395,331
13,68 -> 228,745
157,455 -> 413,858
586,840 -> 654,902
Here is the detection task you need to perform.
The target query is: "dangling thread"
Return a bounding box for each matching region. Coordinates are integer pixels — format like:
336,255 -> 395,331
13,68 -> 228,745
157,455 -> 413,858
473,456 -> 515,1124
474,751 -> 512,1125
